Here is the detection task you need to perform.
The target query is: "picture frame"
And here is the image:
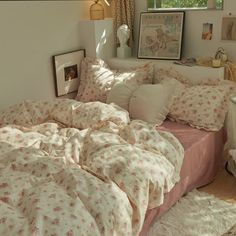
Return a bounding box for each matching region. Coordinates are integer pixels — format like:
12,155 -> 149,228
202,23 -> 213,40
138,11 -> 185,60
52,49 -> 85,97
221,16 -> 236,41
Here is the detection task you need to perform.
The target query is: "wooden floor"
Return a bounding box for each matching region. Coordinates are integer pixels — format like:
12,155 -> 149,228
198,168 -> 236,204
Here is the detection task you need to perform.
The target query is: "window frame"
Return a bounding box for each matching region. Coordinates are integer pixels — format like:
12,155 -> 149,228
147,0 -> 224,11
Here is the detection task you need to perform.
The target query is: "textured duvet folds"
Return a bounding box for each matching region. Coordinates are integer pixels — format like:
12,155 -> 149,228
0,99 -> 184,236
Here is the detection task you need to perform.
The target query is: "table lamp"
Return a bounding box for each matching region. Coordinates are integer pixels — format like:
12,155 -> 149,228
90,0 -> 110,20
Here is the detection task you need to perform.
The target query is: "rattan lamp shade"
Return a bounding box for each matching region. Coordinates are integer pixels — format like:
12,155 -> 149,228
90,0 -> 104,20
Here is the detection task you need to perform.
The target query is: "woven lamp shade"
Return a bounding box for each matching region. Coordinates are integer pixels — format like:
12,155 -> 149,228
90,0 -> 104,20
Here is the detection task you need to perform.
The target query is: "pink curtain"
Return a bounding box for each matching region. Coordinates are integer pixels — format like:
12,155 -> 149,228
112,0 -> 135,46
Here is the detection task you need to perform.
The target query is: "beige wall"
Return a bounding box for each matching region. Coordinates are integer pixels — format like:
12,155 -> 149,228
134,0 -> 236,60
0,1 -> 93,111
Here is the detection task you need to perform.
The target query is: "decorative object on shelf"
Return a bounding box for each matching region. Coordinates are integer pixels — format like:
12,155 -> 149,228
215,47 -> 228,62
207,0 -> 216,9
212,58 -> 221,68
117,24 -> 132,59
221,16 -> 236,41
212,47 -> 228,68
52,49 -> 85,97
138,11 -> 185,60
113,0 -> 135,47
173,57 -> 196,67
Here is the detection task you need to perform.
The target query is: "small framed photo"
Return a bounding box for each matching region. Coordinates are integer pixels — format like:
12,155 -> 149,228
202,23 -> 213,40
138,11 -> 185,60
53,49 -> 85,97
221,16 -> 236,41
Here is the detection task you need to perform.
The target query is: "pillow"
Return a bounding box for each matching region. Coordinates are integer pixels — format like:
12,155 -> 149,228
76,57 -> 153,103
154,63 -> 224,86
106,80 -> 139,111
0,101 -> 33,127
0,100 -> 58,126
154,64 -> 190,85
129,83 -> 175,125
76,57 -> 109,101
168,82 -> 236,131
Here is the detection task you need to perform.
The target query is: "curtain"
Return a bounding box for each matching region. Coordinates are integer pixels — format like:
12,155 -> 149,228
112,0 -> 135,47
225,62 -> 236,82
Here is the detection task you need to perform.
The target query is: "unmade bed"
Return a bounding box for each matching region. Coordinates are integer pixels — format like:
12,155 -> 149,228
0,57 -> 235,235
140,120 -> 225,235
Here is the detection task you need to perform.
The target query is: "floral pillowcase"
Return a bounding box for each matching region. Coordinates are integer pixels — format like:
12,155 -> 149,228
154,64 -> 224,86
168,80 -> 236,131
75,57 -> 153,103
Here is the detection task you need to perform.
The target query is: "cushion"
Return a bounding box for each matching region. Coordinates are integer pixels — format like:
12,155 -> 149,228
76,57 -> 109,101
129,83 -> 174,125
169,81 -> 236,131
75,57 -> 153,103
154,63 -> 224,86
106,81 -> 139,111
0,100 -> 58,126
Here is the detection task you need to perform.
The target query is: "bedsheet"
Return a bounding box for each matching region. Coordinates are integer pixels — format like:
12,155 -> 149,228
0,99 -> 184,236
140,120 -> 225,236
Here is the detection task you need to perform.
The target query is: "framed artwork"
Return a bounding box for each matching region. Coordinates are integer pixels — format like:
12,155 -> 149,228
221,16 -> 236,41
53,49 -> 85,97
138,11 -> 185,60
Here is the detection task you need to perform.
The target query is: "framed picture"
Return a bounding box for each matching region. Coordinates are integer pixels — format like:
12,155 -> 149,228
53,49 -> 85,97
138,11 -> 185,60
221,16 -> 236,41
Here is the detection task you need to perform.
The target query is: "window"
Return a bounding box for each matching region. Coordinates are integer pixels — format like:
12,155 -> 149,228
147,0 -> 223,10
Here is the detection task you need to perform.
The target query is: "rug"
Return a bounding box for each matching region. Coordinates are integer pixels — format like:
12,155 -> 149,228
147,190 -> 236,236
222,224 -> 236,235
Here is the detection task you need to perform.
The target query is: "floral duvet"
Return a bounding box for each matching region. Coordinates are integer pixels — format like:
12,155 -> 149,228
0,99 -> 184,236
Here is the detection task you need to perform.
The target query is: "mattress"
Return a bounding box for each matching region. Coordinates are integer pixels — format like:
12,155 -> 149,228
140,120 -> 225,236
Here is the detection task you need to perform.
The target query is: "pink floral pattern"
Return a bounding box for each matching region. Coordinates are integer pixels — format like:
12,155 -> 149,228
75,57 -> 153,103
0,100 -> 184,236
154,66 -> 190,85
169,81 -> 236,131
154,64 -> 224,86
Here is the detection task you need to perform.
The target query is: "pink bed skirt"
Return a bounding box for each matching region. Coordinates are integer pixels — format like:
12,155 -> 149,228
139,121 -> 225,236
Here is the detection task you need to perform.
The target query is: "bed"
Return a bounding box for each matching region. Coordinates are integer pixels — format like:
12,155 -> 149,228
0,57 -> 235,236
140,120 -> 225,235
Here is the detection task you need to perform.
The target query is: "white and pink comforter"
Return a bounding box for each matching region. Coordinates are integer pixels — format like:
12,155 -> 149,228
0,99 -> 184,236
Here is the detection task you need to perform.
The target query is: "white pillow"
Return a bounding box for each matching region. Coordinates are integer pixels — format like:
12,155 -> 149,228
106,81 -> 139,111
129,84 -> 174,125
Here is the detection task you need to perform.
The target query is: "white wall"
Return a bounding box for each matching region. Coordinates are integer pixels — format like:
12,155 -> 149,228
134,0 -> 236,60
0,1 -> 93,111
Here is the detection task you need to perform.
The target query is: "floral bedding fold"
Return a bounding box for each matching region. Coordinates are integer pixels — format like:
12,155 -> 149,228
0,99 -> 184,236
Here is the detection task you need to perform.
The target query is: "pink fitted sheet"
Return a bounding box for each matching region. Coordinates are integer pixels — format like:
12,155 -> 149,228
139,120 -> 225,236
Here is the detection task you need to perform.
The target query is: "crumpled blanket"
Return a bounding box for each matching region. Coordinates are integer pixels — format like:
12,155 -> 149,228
0,99 -> 184,236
